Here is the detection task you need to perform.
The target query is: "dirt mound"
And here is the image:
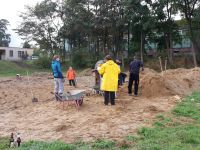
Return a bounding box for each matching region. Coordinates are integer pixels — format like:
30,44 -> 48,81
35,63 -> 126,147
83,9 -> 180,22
140,73 -> 173,97
118,67 -> 200,98
79,68 -> 93,76
139,67 -> 200,98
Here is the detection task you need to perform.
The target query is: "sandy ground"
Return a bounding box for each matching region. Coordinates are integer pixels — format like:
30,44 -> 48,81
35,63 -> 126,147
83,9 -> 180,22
0,68 -> 200,143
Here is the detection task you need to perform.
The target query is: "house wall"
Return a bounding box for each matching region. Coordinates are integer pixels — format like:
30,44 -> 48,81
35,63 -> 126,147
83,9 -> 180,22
0,47 -> 34,61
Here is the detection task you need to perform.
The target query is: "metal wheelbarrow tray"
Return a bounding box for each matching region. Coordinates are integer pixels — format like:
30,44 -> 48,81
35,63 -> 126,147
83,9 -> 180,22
60,90 -> 85,109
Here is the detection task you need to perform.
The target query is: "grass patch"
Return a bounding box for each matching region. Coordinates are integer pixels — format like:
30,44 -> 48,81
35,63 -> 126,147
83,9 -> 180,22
132,91 -> 200,150
136,125 -> 200,150
125,135 -> 139,142
14,140 -> 116,150
0,61 -> 49,77
92,139 -> 115,149
173,92 -> 200,121
14,141 -> 76,150
0,137 -> 9,150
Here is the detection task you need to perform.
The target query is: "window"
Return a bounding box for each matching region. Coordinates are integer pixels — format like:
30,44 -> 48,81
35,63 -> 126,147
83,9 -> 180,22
18,51 -> 22,58
18,51 -> 27,59
9,50 -> 13,57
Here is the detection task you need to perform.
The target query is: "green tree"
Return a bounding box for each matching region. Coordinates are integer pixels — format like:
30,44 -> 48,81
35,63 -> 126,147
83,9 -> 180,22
23,41 -> 31,48
16,0 -> 63,57
0,19 -> 11,47
193,6 -> 200,63
125,0 -> 155,61
60,0 -> 126,60
152,0 -> 179,64
91,0 -> 126,58
176,0 -> 200,66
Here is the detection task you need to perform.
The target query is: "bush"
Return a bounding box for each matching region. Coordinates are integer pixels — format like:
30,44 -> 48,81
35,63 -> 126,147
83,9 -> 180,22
71,47 -> 97,69
33,56 -> 51,69
72,52 -> 87,69
62,60 -> 73,70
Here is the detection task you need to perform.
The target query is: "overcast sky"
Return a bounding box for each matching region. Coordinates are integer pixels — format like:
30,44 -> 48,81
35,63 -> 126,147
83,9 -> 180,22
0,0 -> 42,47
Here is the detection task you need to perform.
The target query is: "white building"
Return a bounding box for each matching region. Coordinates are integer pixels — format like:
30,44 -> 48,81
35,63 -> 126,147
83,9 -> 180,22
0,47 -> 34,61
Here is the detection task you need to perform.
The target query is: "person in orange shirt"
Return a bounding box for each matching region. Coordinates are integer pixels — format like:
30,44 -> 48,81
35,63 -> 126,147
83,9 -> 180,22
66,66 -> 76,86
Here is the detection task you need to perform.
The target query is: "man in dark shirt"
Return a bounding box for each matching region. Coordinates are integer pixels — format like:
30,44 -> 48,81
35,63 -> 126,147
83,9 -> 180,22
128,56 -> 144,96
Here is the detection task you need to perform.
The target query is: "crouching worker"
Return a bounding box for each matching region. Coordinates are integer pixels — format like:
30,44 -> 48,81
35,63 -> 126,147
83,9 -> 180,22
98,55 -> 120,105
51,55 -> 64,100
66,66 -> 76,87
121,72 -> 127,83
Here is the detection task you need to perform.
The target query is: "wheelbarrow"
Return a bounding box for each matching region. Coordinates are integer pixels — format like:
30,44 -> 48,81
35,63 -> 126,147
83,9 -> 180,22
55,90 -> 85,109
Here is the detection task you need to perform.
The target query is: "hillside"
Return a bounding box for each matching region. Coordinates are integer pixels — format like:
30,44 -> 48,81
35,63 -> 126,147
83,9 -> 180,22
0,61 -> 48,77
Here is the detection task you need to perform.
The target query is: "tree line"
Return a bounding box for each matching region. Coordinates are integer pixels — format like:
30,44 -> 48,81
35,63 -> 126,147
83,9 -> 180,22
0,19 -> 10,47
14,0 -> 200,66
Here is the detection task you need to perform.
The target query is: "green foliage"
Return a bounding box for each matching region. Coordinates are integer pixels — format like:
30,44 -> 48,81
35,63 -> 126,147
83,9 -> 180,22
154,115 -> 175,127
33,56 -> 51,69
173,92 -> 200,121
125,135 -> 139,142
62,60 -> 73,70
15,0 -> 200,67
16,0 -> 62,56
72,50 -> 88,69
0,19 -> 10,47
15,141 -> 76,150
92,139 -> 115,149
72,47 -> 97,69
176,0 -> 200,65
0,137 -> 9,150
22,41 -> 31,48
136,125 -> 200,150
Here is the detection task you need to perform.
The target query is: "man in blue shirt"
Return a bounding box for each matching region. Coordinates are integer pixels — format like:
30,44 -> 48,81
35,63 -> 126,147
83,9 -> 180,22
52,55 -> 64,100
128,56 -> 144,96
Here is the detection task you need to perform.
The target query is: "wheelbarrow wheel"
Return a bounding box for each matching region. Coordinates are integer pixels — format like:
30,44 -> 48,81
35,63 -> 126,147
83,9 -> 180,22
78,98 -> 83,106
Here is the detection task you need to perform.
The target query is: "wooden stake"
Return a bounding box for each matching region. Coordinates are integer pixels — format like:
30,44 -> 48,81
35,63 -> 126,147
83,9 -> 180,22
165,57 -> 167,72
159,57 -> 163,76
